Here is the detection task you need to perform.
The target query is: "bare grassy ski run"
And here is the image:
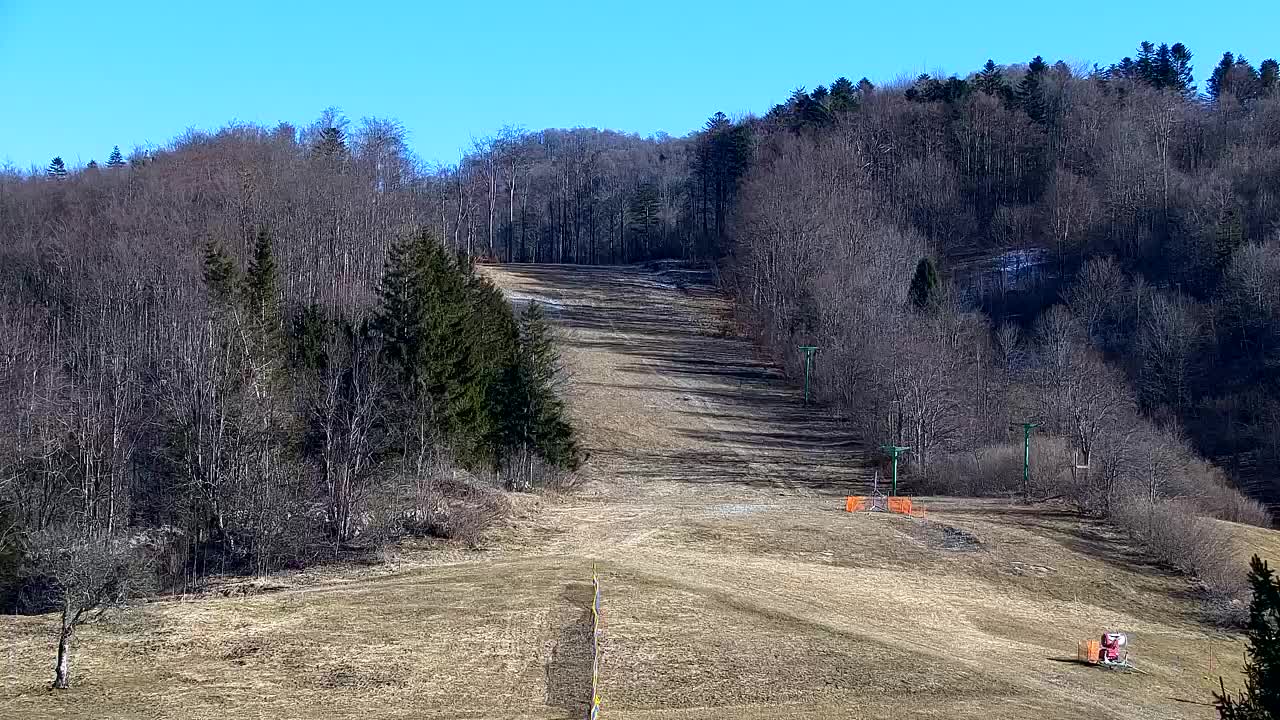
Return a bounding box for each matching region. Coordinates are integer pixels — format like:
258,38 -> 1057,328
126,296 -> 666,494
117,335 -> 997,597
3,263 -> 1278,720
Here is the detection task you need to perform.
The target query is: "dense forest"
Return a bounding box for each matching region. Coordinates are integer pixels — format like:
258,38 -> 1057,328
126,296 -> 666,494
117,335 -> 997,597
438,43 -> 1280,518
3,40 -> 1280,619
0,116 -> 582,621
721,44 -> 1280,517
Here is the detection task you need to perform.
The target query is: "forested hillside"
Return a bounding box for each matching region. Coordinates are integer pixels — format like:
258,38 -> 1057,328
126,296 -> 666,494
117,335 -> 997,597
718,43 -> 1280,517
3,40 -> 1279,613
0,118 -> 582,614
436,44 -> 1280,513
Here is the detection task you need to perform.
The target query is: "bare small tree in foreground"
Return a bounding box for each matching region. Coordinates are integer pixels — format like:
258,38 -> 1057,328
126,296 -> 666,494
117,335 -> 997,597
28,528 -> 156,689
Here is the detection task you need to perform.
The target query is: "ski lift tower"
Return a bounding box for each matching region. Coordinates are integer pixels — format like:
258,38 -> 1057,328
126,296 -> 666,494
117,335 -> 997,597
879,444 -> 911,496
798,346 -> 818,405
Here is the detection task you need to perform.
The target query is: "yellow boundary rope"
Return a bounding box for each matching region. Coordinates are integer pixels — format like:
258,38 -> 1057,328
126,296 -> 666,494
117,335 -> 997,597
589,563 -> 602,720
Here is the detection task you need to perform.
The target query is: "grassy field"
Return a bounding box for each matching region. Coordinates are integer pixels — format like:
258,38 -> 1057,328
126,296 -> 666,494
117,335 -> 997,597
1,263 -> 1274,719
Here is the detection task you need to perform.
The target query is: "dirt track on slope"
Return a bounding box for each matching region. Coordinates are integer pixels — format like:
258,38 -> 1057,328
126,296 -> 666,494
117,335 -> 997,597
0,262 -> 1265,720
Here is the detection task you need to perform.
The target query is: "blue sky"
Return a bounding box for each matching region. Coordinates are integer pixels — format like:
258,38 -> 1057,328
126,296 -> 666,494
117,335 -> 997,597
1,1 -> 1276,171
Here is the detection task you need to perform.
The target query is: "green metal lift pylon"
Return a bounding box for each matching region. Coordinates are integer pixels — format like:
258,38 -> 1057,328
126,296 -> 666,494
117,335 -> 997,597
879,445 -> 911,496
798,346 -> 818,405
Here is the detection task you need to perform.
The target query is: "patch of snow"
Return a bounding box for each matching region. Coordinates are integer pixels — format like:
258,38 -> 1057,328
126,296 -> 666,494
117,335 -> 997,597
713,503 -> 769,515
504,292 -> 569,310
996,248 -> 1050,276
622,277 -> 678,291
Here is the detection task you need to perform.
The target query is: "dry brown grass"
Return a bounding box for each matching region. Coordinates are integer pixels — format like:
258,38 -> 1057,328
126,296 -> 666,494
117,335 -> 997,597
3,263 -> 1277,719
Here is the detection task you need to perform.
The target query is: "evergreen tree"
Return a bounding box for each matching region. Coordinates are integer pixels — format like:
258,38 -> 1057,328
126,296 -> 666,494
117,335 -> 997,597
919,76 -> 971,105
855,77 -> 875,96
1216,205 -> 1246,271
106,146 -> 125,168
1210,53 -> 1262,102
202,239 -> 238,305
244,229 -> 279,321
86,160 -> 98,170
1261,60 -> 1279,95
289,304 -> 333,373
829,77 -> 857,111
1016,57 -> 1049,123
786,89 -> 831,130
497,301 -> 580,475
691,113 -> 752,249
0,497 -> 22,612
374,230 -> 487,453
46,157 -> 67,179
242,227 -> 284,359
975,60 -> 1008,97
909,257 -> 940,309
1118,41 -> 1195,96
373,235 -> 422,382
1209,53 -> 1236,99
1135,41 -> 1157,83
905,74 -> 931,102
1216,555 -> 1280,719
1108,57 -> 1137,83
462,261 -> 520,464
428,254 -> 487,449
1170,43 -> 1195,96
314,126 -> 347,159
627,182 -> 662,256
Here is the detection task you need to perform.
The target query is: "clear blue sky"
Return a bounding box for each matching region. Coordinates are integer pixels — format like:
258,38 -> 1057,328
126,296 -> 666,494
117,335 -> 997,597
1,0 -> 1276,171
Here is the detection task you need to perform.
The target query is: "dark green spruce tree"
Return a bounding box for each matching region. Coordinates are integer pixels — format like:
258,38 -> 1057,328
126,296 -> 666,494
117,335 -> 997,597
202,239 -> 238,306
46,157 -> 67,178
1210,53 -> 1262,102
1016,56 -> 1049,124
0,497 -> 22,612
1216,555 -> 1280,720
1208,52 -> 1238,100
1262,60 -> 1279,95
1216,205 -> 1246,271
909,257 -> 940,309
627,182 -> 662,258
975,60 -> 1012,102
314,126 -> 347,159
374,230 -> 488,458
829,77 -> 857,111
106,145 -> 126,168
244,229 -> 280,323
242,228 -> 285,369
496,301 -> 581,480
461,259 -> 520,465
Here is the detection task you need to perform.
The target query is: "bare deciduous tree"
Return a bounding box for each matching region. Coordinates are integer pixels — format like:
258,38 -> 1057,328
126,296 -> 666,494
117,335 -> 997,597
28,528 -> 157,688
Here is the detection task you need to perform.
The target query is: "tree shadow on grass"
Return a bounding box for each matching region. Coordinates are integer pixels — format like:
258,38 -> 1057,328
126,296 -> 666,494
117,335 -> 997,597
544,581 -> 595,717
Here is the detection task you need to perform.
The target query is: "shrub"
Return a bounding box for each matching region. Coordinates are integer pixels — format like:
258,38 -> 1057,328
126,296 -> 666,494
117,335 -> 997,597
501,448 -> 583,493
404,470 -> 509,548
1176,459 -> 1274,527
1112,498 -> 1245,595
921,437 -> 1072,498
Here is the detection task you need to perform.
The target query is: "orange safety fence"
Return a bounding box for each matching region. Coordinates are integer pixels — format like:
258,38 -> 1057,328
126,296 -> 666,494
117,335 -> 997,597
887,497 -> 913,514
845,496 -> 925,517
